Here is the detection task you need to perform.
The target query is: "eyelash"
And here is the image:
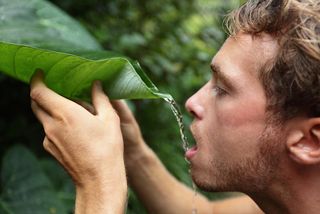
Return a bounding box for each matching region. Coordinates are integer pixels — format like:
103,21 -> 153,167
212,85 -> 227,96
211,75 -> 228,97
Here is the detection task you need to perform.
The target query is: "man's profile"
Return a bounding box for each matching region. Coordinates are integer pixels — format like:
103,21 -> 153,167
30,0 -> 320,213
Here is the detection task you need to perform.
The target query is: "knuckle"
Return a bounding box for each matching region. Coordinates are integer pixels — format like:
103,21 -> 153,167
52,109 -> 70,125
59,113 -> 74,126
43,140 -> 58,159
104,108 -> 118,120
110,112 -> 120,123
56,113 -> 68,124
58,106 -> 73,120
30,88 -> 43,101
42,139 -> 51,151
44,125 -> 57,140
30,100 -> 37,110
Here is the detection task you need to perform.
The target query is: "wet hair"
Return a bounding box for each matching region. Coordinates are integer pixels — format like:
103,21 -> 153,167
226,0 -> 320,120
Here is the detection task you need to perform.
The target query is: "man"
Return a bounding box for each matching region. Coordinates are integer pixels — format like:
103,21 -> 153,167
30,0 -> 320,213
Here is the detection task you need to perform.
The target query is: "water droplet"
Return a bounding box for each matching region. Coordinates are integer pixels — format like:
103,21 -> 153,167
184,157 -> 190,164
192,181 -> 198,214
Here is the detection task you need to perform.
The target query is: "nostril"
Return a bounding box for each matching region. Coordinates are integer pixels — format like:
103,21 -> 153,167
188,100 -> 204,120
185,96 -> 199,118
189,110 -> 196,117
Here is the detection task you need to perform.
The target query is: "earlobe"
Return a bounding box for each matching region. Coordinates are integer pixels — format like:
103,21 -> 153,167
287,121 -> 320,165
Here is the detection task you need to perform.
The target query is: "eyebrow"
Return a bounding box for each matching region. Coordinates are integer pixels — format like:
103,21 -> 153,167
210,63 -> 234,89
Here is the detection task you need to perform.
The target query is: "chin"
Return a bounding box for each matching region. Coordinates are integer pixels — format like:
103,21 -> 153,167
191,174 -> 219,192
190,163 -> 216,192
192,173 -> 232,192
190,159 -> 234,192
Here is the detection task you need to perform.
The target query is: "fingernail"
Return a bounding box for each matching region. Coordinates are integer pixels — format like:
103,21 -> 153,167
95,80 -> 102,89
30,69 -> 44,84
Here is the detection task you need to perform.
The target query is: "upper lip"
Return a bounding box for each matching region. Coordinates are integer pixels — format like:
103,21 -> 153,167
189,123 -> 199,147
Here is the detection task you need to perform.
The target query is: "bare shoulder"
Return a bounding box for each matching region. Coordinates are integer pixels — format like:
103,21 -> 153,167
210,195 -> 264,214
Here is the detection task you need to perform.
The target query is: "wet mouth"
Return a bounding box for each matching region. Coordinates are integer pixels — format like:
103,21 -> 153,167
185,146 -> 198,160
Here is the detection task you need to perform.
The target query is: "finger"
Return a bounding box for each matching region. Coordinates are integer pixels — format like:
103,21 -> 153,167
30,70 -> 74,116
43,138 -> 78,183
111,100 -> 135,123
31,100 -> 53,124
76,100 -> 96,115
43,137 -> 63,163
92,81 -> 116,120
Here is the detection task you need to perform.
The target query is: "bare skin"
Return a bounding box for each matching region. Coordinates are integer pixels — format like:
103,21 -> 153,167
113,33 -> 320,214
30,33 -> 320,213
112,100 -> 263,214
30,76 -> 127,214
184,34 -> 320,214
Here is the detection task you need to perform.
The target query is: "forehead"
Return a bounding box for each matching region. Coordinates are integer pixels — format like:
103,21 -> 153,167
212,33 -> 279,77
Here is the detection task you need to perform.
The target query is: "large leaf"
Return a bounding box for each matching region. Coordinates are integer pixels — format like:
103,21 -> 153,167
0,145 -> 68,214
0,41 -> 170,101
0,0 -> 171,101
0,0 -> 102,52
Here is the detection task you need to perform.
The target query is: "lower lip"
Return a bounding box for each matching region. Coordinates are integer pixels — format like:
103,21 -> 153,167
185,146 -> 198,160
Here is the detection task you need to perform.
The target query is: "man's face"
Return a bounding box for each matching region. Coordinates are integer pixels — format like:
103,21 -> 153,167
185,33 -> 284,193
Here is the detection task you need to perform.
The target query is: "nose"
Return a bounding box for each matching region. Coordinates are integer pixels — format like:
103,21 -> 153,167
185,89 -> 204,120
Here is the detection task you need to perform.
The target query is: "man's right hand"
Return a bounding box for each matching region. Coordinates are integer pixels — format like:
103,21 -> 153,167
30,74 -> 127,214
78,99 -> 147,170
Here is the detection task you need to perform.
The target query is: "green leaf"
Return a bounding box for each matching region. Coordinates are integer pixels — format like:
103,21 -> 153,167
0,0 -> 102,52
0,41 -> 171,101
0,0 -> 171,101
0,145 -> 68,214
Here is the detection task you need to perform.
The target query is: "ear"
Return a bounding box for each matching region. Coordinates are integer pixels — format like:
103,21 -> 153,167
286,118 -> 320,165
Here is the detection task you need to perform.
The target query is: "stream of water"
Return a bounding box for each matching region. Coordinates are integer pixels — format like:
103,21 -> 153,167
163,97 -> 190,152
163,97 -> 198,214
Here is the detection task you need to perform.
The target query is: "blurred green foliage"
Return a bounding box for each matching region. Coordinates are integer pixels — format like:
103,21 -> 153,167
0,0 -> 242,213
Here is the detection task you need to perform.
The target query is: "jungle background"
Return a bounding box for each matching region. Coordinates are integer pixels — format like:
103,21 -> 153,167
0,0 -> 245,213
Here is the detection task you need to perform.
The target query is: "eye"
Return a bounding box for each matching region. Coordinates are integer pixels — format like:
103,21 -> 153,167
211,75 -> 228,97
212,85 -> 227,97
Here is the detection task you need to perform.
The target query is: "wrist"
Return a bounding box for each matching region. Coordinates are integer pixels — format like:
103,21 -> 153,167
125,140 -> 151,162
75,179 -> 127,214
125,143 -> 156,176
74,162 -> 127,214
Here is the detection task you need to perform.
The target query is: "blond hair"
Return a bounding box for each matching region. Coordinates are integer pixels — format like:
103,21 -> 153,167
226,0 -> 320,120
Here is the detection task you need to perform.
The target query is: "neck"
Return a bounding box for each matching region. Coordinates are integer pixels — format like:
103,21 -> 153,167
248,163 -> 320,214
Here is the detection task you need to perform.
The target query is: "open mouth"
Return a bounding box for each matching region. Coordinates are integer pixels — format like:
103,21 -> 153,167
185,146 -> 198,160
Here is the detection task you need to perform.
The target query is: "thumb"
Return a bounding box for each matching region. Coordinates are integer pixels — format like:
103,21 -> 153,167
91,81 -> 116,120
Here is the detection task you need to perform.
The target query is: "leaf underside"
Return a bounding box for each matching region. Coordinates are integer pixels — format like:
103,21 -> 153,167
0,42 -> 170,101
0,0 -> 171,101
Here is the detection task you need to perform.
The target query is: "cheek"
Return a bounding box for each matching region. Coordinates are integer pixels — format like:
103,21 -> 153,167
213,98 -> 267,155
216,96 -> 266,128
